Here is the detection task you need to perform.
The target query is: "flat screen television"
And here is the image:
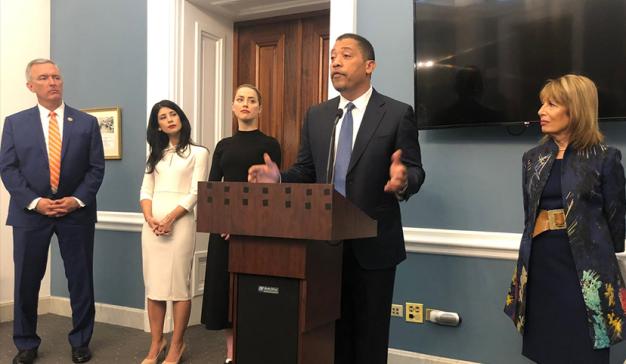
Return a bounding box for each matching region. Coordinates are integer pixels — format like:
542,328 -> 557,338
414,0 -> 626,129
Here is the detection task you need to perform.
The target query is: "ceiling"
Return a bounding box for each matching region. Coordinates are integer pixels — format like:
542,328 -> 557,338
187,0 -> 330,21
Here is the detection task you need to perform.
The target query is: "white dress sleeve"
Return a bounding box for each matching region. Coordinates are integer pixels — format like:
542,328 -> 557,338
178,146 -> 209,211
139,167 -> 155,201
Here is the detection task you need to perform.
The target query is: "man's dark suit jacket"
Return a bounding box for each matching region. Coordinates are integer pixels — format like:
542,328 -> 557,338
0,105 -> 105,226
282,89 -> 425,269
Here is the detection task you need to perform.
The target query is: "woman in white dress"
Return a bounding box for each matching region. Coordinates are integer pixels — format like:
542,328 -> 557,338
139,100 -> 209,364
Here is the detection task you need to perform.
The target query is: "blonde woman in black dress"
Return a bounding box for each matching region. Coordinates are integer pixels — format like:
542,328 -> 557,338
201,84 -> 281,364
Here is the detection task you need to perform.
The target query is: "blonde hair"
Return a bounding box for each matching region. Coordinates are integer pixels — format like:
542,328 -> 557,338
235,84 -> 262,106
539,74 -> 603,150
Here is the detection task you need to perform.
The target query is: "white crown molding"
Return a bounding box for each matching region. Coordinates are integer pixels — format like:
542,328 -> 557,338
96,211 -> 144,232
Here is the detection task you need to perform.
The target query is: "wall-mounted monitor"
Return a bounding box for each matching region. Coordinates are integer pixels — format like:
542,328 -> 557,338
414,0 -> 626,129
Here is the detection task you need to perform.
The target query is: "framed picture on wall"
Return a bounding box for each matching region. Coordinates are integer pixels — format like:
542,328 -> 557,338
82,107 -> 122,160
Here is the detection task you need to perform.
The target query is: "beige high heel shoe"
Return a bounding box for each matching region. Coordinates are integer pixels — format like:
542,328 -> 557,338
162,343 -> 186,364
141,337 -> 167,364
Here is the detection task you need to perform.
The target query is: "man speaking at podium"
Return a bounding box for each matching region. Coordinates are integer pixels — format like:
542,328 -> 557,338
248,33 -> 425,364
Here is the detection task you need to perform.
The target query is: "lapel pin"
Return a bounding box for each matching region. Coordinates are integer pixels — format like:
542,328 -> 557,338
67,117 -> 74,123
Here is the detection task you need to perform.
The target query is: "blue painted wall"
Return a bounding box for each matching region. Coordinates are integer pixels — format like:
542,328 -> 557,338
49,0 -> 146,309
357,0 -> 626,362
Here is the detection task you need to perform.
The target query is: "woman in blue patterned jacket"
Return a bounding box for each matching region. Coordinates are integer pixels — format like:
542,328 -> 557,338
504,74 -> 626,363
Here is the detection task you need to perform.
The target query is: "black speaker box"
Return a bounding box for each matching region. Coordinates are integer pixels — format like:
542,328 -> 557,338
236,274 -> 300,364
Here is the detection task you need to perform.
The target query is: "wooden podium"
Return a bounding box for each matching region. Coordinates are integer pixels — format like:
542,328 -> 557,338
197,182 -> 376,364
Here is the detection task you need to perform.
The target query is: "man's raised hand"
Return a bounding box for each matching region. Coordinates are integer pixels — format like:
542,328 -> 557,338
248,153 -> 280,183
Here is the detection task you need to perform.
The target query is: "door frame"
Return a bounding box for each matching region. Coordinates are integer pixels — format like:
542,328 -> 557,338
147,0 -> 356,109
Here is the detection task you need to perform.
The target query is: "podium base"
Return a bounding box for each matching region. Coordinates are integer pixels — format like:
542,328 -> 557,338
236,274 -> 299,364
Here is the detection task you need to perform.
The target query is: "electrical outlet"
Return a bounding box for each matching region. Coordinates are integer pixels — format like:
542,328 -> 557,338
405,302 -> 423,323
391,304 -> 403,317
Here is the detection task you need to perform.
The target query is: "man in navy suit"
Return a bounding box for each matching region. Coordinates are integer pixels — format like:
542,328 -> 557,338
0,59 -> 105,364
249,34 -> 425,363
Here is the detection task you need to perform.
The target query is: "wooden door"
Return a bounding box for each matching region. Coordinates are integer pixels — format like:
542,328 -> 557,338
234,11 -> 330,169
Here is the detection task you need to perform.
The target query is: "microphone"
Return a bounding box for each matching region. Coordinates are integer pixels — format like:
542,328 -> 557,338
326,108 -> 345,184
522,120 -> 540,127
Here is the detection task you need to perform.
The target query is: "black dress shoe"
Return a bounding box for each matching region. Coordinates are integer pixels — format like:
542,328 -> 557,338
71,346 -> 92,363
13,348 -> 37,364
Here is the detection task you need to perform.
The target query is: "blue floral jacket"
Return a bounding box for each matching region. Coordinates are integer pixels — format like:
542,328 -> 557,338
504,139 -> 626,349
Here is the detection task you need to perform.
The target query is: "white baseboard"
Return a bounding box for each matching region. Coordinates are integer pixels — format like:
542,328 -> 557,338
47,296 -> 145,330
0,296 -> 51,323
388,348 -> 479,364
0,296 -> 145,330
0,300 -> 14,322
3,297 -> 478,363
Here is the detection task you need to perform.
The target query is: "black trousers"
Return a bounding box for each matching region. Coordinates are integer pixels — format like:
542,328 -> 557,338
13,223 -> 95,350
334,241 -> 397,364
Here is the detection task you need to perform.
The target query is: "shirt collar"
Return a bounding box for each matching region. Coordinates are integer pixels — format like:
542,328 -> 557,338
338,86 -> 373,112
37,102 -> 65,119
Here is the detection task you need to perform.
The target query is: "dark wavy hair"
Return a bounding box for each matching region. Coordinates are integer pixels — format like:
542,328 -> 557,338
145,100 -> 193,174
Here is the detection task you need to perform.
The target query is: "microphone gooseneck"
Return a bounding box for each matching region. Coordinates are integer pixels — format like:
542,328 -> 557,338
326,108 -> 345,184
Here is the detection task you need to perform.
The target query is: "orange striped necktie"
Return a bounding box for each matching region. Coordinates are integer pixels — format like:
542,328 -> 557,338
48,111 -> 62,193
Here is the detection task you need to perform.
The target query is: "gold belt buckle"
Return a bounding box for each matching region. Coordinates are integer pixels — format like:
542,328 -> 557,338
547,209 -> 566,230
